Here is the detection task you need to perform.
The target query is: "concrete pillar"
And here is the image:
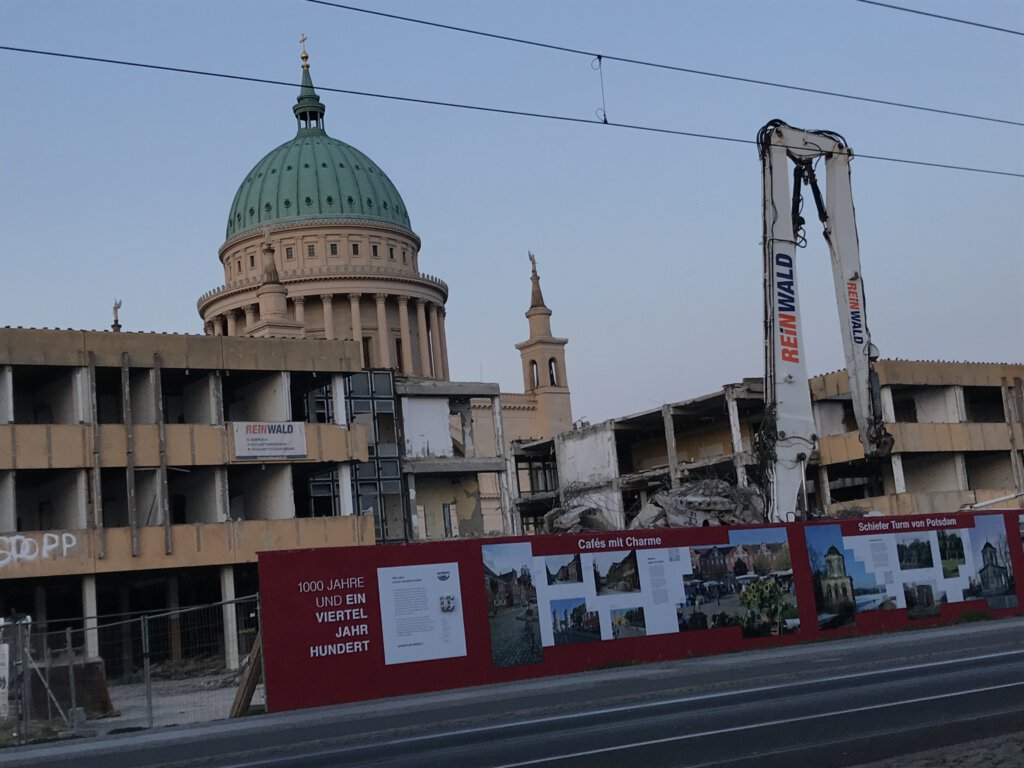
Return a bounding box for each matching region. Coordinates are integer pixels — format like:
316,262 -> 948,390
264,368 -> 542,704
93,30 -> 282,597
293,296 -> 305,333
662,405 -> 679,489
415,299 -> 431,377
348,294 -> 363,366
438,308 -> 450,381
167,576 -> 182,663
817,465 -> 832,510
226,309 -> 238,337
952,386 -> 967,422
397,297 -> 414,374
321,294 -> 335,341
81,575 -> 99,660
0,472 -> 13,531
953,453 -> 969,490
0,365 -> 12,423
429,304 -> 443,380
337,464 -> 354,516
220,565 -> 239,671
375,294 -> 392,369
891,454 -> 907,494
491,396 -> 515,535
880,386 -> 896,423
725,388 -> 748,487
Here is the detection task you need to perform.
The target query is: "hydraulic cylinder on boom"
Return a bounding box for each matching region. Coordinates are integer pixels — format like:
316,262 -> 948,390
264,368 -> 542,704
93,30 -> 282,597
756,120 -> 893,523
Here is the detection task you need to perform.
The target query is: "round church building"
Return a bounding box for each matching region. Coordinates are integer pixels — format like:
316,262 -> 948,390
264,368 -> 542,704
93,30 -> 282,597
198,48 -> 450,379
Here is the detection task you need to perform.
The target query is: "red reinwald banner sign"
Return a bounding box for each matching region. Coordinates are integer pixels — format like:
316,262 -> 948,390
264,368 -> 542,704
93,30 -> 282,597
258,511 -> 1024,712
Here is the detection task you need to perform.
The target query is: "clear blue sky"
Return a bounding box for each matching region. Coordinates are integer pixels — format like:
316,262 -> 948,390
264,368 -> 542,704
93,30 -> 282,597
2,1 -> 1022,423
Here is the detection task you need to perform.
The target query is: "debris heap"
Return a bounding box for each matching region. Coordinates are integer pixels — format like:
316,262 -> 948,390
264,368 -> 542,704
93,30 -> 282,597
542,479 -> 765,533
627,479 -> 765,529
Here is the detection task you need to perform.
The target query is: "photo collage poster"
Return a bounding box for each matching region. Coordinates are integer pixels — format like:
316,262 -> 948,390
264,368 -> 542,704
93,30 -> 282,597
483,527 -> 801,669
804,513 -> 1018,630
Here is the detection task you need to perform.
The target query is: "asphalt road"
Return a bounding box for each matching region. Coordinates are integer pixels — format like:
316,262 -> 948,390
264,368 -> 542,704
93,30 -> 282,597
5,618 -> 1023,768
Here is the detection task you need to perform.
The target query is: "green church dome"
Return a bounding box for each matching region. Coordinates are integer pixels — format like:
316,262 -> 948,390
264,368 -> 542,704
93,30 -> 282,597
225,57 -> 412,240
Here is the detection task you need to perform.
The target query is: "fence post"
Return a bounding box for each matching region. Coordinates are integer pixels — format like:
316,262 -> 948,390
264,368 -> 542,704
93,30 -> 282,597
142,615 -> 153,729
19,623 -> 30,742
65,627 -> 77,718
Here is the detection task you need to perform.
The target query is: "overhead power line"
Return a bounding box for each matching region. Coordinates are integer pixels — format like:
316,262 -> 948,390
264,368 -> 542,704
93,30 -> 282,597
1,45 -> 1022,179
854,1 -> 1024,37
305,0 -> 1024,128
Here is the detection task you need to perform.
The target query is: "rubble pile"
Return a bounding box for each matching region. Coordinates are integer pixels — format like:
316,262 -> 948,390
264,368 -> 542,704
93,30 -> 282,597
628,479 -> 765,529
543,503 -> 618,534
542,479 -> 766,533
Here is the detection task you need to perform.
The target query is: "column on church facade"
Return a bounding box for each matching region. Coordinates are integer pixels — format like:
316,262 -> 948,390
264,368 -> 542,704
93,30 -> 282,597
321,294 -> 335,340
375,294 -> 391,369
415,299 -> 431,377
293,295 -> 305,327
243,304 -> 256,333
429,303 -> 443,380
438,307 -> 450,381
349,293 -> 363,367
225,309 -> 238,337
397,296 -> 414,374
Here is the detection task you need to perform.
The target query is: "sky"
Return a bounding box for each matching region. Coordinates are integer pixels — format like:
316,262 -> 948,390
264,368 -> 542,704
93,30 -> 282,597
2,1 -> 1022,424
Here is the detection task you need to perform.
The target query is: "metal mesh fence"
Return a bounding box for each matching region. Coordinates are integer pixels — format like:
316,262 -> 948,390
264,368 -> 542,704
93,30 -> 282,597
0,595 -> 263,745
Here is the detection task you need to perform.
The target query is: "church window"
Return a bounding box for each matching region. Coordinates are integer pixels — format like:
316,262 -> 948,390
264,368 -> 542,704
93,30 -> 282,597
548,358 -> 559,387
351,243 -> 360,256
285,247 -> 294,260
249,254 -> 255,269
330,243 -> 338,256
389,246 -> 395,260
401,249 -> 407,264
530,361 -> 539,389
307,244 -> 316,258
236,260 -> 241,274
372,245 -> 379,258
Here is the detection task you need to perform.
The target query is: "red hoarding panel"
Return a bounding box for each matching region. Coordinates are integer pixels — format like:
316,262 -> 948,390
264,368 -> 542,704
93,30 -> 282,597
258,513 -> 1023,712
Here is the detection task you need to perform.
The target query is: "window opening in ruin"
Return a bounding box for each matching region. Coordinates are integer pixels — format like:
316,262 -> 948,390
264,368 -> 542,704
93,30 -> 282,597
548,358 -> 559,387
530,361 -> 539,389
964,386 -> 1005,423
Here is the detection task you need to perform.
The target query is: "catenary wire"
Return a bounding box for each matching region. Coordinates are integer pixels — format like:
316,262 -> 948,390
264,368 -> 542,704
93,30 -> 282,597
304,0 -> 1024,128
2,45 -> 1022,179
853,1 -> 1024,37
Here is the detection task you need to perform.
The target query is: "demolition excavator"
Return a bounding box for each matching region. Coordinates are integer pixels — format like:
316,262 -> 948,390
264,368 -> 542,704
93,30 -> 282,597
756,120 -> 894,522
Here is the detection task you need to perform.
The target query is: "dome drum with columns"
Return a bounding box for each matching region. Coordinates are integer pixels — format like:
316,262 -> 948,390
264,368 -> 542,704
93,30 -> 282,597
198,46 -> 450,379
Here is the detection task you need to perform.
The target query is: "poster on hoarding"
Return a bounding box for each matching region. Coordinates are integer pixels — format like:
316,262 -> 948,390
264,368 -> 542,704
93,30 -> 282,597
805,514 -> 1018,630
377,562 -> 467,665
232,422 -> 306,460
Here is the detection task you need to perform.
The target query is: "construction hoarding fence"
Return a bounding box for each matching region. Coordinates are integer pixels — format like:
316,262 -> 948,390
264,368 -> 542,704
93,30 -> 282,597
259,511 -> 1024,712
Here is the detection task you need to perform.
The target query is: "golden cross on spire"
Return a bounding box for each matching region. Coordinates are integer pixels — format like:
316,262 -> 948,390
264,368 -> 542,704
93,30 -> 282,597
300,34 -> 309,69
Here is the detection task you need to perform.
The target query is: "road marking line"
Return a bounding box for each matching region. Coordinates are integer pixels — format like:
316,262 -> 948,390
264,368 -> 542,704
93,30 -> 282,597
488,682 -> 1024,768
219,654 -> 1024,768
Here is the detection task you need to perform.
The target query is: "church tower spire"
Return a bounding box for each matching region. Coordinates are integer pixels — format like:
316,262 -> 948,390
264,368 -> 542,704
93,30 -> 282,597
515,252 -> 572,438
294,34 -> 325,132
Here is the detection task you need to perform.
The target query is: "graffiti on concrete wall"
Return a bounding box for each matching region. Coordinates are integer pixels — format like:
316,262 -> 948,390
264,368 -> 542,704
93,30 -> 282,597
0,532 -> 78,568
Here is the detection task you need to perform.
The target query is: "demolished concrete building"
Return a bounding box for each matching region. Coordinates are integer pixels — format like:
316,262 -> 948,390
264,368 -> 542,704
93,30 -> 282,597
512,362 -> 1024,532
